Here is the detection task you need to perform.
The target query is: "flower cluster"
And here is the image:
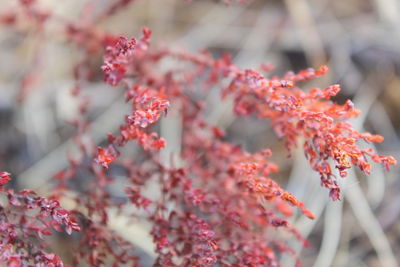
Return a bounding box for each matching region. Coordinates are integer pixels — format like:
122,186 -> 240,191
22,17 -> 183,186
96,30 -> 169,168
102,36 -> 136,86
220,66 -> 396,200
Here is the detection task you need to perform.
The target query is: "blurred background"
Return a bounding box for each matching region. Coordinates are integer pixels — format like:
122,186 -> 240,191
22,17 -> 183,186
0,0 -> 399,266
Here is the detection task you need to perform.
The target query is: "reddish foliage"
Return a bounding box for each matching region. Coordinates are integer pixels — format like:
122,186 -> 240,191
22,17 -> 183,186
0,174 -> 79,266
0,1 -> 396,266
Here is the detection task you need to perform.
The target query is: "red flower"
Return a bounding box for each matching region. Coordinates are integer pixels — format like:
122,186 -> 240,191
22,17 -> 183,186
95,146 -> 117,168
0,172 -> 11,189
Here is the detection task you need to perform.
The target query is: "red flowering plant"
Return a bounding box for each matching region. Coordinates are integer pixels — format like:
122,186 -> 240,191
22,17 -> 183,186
0,0 -> 397,266
0,172 -> 79,266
